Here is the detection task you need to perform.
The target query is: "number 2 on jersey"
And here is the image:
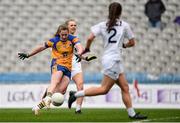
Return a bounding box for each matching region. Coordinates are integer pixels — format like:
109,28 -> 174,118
108,28 -> 117,43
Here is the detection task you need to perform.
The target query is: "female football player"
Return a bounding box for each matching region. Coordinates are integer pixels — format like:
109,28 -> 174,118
65,19 -> 84,114
18,24 -> 84,115
68,2 -> 147,120
36,19 -> 85,114
49,19 -> 84,113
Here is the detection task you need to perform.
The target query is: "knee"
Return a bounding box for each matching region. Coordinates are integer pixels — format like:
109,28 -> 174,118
61,91 -> 66,95
101,87 -> 110,94
76,82 -> 84,91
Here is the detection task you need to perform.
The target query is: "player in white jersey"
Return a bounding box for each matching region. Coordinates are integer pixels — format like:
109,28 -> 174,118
91,20 -> 134,79
65,19 -> 84,114
68,2 -> 147,119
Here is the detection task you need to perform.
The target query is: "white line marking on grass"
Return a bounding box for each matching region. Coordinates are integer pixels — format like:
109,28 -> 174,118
141,116 -> 180,122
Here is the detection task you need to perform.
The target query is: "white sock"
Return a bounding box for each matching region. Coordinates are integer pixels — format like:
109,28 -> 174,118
75,90 -> 85,98
76,104 -> 81,111
127,107 -> 136,117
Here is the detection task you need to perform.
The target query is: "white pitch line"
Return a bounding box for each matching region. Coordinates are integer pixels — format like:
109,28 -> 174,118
141,116 -> 180,122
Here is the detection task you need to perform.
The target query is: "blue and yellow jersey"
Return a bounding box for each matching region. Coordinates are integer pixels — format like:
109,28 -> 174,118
45,34 -> 80,71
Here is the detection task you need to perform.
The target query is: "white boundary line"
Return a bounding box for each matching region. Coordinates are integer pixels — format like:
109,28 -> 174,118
141,116 -> 180,122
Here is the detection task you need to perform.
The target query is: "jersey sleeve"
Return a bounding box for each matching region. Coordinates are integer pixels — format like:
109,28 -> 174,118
72,37 -> 80,45
45,40 -> 53,48
124,23 -> 135,40
44,36 -> 58,48
91,22 -> 102,36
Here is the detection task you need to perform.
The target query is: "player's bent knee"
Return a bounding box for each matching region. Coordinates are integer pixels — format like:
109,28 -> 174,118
101,87 -> 109,94
77,83 -> 84,90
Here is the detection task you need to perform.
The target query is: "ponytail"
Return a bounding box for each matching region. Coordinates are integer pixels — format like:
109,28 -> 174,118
107,2 -> 122,32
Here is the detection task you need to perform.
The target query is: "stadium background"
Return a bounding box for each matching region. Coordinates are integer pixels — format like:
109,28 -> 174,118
0,0 -> 180,109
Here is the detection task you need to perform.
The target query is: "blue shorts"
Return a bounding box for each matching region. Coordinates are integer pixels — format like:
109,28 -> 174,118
51,64 -> 71,79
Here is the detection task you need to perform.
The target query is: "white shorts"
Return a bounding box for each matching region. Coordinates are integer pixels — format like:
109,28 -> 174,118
71,57 -> 82,78
102,60 -> 124,80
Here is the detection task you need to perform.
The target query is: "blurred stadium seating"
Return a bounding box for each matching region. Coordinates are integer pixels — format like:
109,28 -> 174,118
0,0 -> 179,83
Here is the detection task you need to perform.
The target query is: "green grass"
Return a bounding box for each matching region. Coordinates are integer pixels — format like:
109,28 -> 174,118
0,108 -> 180,122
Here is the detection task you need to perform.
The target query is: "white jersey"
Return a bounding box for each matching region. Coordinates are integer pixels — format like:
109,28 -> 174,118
91,20 -> 134,62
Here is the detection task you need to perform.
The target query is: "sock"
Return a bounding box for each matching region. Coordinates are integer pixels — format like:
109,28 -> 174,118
74,90 -> 85,98
37,101 -> 45,109
76,104 -> 81,111
127,107 -> 136,117
47,92 -> 52,97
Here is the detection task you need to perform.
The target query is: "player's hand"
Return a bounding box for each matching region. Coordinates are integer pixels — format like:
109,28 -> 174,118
18,53 -> 29,60
85,55 -> 97,61
81,48 -> 90,55
75,54 -> 81,62
122,43 -> 126,48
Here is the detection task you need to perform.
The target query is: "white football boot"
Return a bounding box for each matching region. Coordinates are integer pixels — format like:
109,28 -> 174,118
32,105 -> 40,115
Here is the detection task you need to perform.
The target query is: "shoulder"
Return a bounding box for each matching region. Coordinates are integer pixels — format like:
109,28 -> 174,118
92,21 -> 107,28
91,21 -> 107,32
121,20 -> 129,26
68,34 -> 79,44
68,34 -> 78,41
98,21 -> 107,25
49,35 -> 60,42
120,20 -> 131,28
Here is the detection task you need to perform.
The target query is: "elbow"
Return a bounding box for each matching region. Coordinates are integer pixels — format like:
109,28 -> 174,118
129,39 -> 136,47
87,37 -> 92,43
131,41 -> 135,47
87,36 -> 94,43
87,33 -> 95,42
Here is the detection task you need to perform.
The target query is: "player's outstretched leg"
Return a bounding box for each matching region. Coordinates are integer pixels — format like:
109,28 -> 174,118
32,101 -> 46,115
129,112 -> 147,119
68,91 -> 77,109
32,94 -> 52,115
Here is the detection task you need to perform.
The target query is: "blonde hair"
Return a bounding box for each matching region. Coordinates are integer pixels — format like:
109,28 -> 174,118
65,19 -> 76,26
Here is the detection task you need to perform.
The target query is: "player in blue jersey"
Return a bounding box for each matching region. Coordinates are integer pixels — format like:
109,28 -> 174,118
18,24 -> 84,115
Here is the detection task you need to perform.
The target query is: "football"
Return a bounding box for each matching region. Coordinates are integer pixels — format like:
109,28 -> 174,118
51,93 -> 64,106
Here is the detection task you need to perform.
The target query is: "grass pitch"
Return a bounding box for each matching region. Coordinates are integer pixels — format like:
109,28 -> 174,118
0,108 -> 180,122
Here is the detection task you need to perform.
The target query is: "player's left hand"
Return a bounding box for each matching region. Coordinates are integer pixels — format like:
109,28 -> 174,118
18,53 -> 29,60
74,54 -> 97,62
85,55 -> 97,61
81,48 -> 90,55
122,43 -> 126,48
75,54 -> 81,62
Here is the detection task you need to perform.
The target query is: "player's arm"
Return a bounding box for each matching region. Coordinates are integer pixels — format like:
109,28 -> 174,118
27,43 -> 48,57
123,23 -> 136,48
75,33 -> 97,62
81,32 -> 96,55
123,38 -> 135,48
74,43 -> 84,56
18,43 -> 48,60
75,54 -> 97,62
74,35 -> 97,62
82,22 -> 101,54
